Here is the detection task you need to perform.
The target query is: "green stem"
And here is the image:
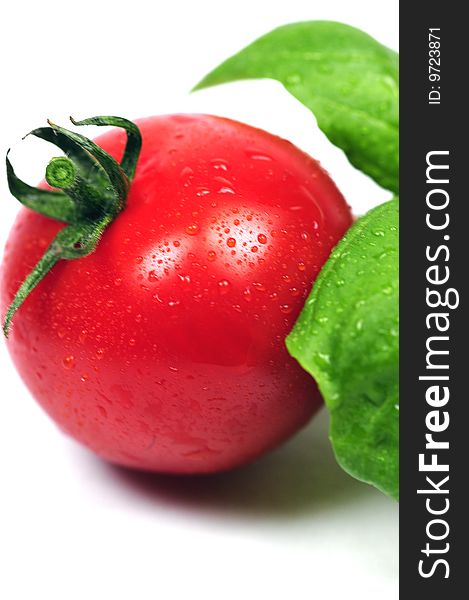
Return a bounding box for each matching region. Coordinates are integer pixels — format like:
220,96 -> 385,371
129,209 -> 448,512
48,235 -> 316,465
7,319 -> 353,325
3,115 -> 142,338
2,215 -> 113,338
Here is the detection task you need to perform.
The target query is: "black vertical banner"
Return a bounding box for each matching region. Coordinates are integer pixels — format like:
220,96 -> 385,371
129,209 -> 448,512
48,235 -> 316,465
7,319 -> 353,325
400,2 -> 467,595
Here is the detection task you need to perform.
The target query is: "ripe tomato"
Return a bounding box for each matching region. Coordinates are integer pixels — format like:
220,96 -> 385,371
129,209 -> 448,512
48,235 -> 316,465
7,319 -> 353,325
1,114 -> 352,473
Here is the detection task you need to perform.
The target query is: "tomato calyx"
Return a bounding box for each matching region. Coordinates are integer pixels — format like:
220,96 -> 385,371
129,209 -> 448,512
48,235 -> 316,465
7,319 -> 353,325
3,115 -> 142,337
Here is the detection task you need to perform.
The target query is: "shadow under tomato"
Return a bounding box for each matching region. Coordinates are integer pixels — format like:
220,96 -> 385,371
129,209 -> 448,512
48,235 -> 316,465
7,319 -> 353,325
105,409 -> 369,519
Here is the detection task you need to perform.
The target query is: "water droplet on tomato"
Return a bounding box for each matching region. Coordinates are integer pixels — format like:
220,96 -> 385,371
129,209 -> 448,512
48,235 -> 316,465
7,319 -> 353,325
96,348 -> 105,360
62,355 -> 75,369
211,159 -> 229,171
245,150 -> 273,161
290,287 -> 301,297
114,277 -> 122,286
257,234 -> 267,244
297,262 -> 306,272
218,186 -> 235,194
243,287 -> 252,302
148,270 -> 158,282
180,166 -> 194,179
207,250 -> 217,262
178,274 -> 191,285
186,223 -> 200,236
129,338 -> 136,347
251,246 -> 258,253
135,256 -> 143,264
227,237 -> 236,248
280,304 -> 293,314
218,279 -> 231,294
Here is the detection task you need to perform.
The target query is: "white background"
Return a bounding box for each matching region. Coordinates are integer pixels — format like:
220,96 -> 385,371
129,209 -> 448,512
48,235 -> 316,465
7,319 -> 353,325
0,1 -> 398,599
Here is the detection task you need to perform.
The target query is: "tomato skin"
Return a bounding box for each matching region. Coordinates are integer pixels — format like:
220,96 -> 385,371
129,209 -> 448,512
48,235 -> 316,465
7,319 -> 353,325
1,114 -> 352,473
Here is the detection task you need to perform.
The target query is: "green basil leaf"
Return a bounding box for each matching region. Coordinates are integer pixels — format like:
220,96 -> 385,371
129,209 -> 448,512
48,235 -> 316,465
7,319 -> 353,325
194,21 -> 398,193
286,199 -> 399,499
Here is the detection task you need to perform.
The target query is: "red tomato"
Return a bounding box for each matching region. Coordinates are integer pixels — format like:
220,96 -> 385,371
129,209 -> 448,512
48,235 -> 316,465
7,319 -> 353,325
1,114 -> 352,473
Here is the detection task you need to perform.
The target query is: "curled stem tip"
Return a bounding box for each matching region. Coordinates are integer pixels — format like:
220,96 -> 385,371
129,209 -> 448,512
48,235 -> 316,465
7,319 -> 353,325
45,156 -> 77,189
